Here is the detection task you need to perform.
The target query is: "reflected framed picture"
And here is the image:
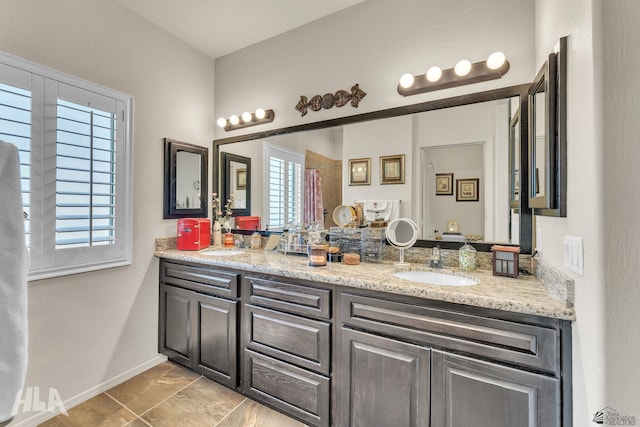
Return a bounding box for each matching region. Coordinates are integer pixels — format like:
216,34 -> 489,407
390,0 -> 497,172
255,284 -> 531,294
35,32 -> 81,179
456,178 -> 479,202
348,157 -> 370,186
436,173 -> 454,195
236,169 -> 246,190
380,154 -> 405,185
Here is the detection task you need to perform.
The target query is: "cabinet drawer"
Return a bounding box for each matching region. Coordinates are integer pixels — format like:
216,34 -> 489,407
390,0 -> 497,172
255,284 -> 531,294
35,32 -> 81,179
245,275 -> 331,319
341,293 -> 558,374
245,304 -> 330,375
161,259 -> 238,298
243,349 -> 329,427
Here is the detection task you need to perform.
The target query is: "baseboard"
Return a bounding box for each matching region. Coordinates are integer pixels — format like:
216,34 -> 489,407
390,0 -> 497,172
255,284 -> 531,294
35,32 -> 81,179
9,354 -> 167,427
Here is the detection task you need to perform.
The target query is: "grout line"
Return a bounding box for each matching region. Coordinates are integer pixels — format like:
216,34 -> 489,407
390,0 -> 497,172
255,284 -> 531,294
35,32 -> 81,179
124,417 -> 153,427
213,397 -> 249,427
135,374 -> 205,419
102,392 -> 140,423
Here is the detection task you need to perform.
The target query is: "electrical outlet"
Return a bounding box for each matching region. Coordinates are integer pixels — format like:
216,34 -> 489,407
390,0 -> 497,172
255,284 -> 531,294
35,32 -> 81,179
564,236 -> 584,275
536,227 -> 543,252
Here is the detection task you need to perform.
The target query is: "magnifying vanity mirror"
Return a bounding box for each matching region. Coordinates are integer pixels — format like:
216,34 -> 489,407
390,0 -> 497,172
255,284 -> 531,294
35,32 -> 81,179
163,138 -> 208,219
386,218 -> 419,266
214,84 -> 533,253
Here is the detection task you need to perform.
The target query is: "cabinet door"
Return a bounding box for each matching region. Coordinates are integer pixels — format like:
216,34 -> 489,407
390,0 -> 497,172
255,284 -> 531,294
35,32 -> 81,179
195,293 -> 238,388
340,328 -> 430,427
431,351 -> 560,427
159,284 -> 194,367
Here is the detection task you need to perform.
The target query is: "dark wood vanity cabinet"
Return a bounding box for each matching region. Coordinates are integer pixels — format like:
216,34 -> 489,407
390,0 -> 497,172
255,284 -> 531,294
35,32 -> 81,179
338,291 -> 570,427
158,258 -> 572,427
241,275 -> 333,427
159,260 -> 239,388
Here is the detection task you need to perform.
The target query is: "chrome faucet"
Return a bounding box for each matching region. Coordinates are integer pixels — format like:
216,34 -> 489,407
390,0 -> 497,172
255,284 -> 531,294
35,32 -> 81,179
429,245 -> 442,268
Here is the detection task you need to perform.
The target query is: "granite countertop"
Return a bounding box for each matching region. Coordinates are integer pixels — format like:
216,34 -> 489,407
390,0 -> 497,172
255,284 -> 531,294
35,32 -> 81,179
155,246 -> 575,321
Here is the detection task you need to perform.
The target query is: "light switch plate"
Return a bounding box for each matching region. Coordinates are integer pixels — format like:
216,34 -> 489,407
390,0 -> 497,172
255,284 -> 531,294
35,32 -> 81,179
564,236 -> 584,274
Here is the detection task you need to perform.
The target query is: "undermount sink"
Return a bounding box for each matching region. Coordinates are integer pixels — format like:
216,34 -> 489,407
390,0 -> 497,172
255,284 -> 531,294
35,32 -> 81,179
200,249 -> 245,256
393,270 -> 478,287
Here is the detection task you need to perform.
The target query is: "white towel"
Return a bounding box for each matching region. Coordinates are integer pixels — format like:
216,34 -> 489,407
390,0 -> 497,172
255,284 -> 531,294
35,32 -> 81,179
0,141 -> 28,423
358,200 -> 401,222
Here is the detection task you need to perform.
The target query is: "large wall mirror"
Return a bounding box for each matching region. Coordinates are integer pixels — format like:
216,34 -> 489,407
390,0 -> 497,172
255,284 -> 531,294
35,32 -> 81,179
163,138 -> 208,219
213,85 -> 532,253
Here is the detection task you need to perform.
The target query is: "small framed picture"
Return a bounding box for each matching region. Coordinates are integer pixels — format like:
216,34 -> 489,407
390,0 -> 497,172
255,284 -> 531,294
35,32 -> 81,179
236,169 -> 246,190
436,173 -> 454,195
447,220 -> 459,233
348,158 -> 371,186
380,154 -> 405,185
456,178 -> 479,202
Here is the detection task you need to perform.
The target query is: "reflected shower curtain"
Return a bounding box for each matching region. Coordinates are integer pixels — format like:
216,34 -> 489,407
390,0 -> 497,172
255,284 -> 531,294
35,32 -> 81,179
304,169 -> 324,227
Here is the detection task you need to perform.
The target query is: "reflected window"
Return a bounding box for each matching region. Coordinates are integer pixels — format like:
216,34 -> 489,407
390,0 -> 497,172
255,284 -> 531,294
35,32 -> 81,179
265,143 -> 303,229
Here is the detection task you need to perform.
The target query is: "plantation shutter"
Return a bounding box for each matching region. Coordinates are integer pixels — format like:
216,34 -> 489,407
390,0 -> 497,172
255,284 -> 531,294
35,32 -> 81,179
264,143 -> 304,229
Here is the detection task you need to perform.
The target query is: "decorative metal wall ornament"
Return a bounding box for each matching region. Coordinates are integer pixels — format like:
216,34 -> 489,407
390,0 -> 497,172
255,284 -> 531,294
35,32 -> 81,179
295,84 -> 366,117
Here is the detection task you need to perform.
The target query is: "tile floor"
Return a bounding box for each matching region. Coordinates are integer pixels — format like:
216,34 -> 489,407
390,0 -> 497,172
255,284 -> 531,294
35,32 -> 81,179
40,361 -> 307,427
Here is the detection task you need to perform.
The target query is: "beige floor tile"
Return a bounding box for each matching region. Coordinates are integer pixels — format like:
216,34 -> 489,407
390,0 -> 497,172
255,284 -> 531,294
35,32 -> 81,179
106,362 -> 201,415
216,400 -> 307,427
39,393 -> 135,427
141,377 -> 245,427
123,418 -> 152,427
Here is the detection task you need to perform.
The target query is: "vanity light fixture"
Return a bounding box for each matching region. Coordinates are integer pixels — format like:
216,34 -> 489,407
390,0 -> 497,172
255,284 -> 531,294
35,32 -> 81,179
397,51 -> 510,96
217,108 -> 275,131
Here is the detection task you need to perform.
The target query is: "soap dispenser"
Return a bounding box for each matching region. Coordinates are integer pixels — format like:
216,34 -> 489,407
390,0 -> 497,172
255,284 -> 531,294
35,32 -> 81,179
459,241 -> 477,271
430,245 -> 442,268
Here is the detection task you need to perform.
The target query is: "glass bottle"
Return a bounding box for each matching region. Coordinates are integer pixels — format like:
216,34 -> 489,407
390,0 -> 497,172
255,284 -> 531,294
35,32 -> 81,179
212,220 -> 222,246
250,228 -> 262,250
459,241 -> 477,271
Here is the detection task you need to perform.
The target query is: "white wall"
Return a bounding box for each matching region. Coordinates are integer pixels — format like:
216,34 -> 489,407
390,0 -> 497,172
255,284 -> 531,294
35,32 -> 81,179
412,101 -> 509,241
0,1 -> 215,424
602,0 -> 640,417
535,0 -> 605,424
342,116 -> 413,217
426,144 -> 484,236
214,0 -> 535,140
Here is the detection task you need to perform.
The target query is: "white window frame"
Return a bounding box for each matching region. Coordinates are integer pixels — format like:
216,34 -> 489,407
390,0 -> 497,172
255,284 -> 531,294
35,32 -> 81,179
263,142 -> 304,230
0,51 -> 133,281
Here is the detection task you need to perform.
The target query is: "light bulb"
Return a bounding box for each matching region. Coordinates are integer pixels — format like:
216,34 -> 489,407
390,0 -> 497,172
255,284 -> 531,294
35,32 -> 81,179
241,112 -> 252,122
217,117 -> 227,128
399,73 -> 415,89
229,115 -> 239,125
426,66 -> 442,82
487,52 -> 506,70
255,108 -> 266,119
455,59 -> 471,76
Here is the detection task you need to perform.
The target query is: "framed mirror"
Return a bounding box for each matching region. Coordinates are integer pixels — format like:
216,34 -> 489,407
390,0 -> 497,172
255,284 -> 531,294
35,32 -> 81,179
220,152 -> 251,217
213,84 -> 533,253
529,36 -> 567,217
528,53 -> 557,210
509,108 -> 521,208
163,138 -> 208,219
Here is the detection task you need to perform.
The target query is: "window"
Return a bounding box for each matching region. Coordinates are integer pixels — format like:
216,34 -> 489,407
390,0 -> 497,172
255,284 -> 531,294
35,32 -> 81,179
263,143 -> 303,229
0,52 -> 133,280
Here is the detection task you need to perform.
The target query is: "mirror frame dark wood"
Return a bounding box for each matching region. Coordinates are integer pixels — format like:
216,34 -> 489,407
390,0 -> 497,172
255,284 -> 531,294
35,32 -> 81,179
509,108 -> 522,209
220,151 -> 251,217
528,54 -> 557,210
163,137 -> 208,219
213,84 -> 532,253
532,36 -> 567,218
